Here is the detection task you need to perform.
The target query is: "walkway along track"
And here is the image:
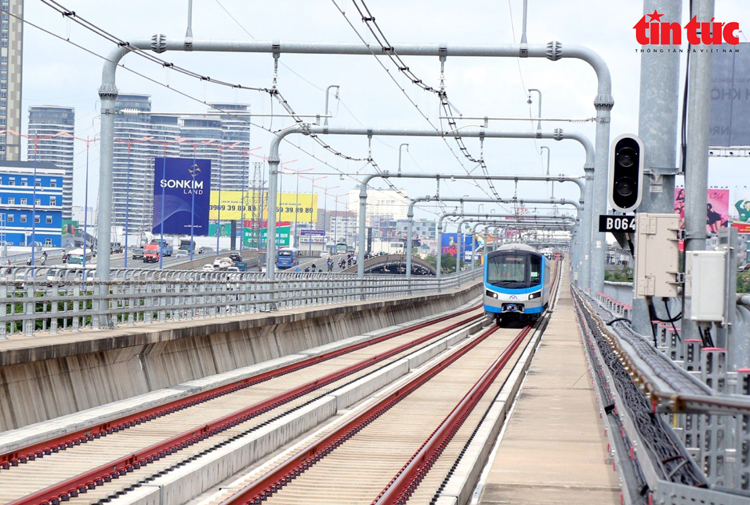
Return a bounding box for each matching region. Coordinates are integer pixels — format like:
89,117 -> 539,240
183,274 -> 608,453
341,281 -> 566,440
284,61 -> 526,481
212,322 -> 532,505
1,303 -> 486,505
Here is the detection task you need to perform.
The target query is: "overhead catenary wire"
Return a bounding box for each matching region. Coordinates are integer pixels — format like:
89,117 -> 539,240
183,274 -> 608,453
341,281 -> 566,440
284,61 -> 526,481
213,0 -> 397,152
39,0 -> 398,188
32,1 -> 479,218
332,0 -> 507,209
348,0 -> 503,202
13,5 -> 384,190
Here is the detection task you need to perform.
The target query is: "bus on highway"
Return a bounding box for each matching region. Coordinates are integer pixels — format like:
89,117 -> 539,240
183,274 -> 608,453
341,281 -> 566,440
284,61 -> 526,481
276,247 -> 300,269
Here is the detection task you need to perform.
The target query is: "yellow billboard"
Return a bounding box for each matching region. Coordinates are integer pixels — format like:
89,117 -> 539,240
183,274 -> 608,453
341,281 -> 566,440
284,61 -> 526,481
209,191 -> 318,222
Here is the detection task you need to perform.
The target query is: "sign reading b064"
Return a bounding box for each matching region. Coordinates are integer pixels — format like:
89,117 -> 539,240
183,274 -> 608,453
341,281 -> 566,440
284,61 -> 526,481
599,215 -> 636,233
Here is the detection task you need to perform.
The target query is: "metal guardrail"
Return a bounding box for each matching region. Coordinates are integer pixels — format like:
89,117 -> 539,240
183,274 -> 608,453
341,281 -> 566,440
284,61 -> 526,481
0,266 -> 483,339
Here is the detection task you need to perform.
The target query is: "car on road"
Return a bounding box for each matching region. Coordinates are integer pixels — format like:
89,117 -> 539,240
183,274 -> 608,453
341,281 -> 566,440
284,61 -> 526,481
175,250 -> 188,258
198,246 -> 212,254
201,264 -> 215,272
213,257 -> 233,270
228,252 -> 242,263
131,247 -> 144,260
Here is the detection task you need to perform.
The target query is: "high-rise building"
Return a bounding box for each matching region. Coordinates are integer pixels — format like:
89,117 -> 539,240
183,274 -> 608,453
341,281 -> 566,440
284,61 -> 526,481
111,94 -> 180,235
1,0 -> 23,161
213,103 -> 250,192
110,97 -> 249,235
179,104 -> 251,192
348,188 -> 409,227
27,106 -> 75,219
326,210 -> 357,245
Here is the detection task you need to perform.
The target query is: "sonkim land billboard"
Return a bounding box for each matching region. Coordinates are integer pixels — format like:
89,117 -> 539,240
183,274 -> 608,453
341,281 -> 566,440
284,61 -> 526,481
152,157 -> 212,235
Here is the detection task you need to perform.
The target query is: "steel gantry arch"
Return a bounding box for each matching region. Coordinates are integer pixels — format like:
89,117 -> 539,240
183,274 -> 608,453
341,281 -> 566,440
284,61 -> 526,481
434,212 -> 575,278
96,36 -> 611,294
451,214 -> 575,275
468,220 -> 574,271
263,127 -> 593,282
404,196 -> 581,278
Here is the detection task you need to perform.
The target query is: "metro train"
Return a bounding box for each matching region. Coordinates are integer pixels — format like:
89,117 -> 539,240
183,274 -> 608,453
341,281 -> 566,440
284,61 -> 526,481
483,244 -> 552,325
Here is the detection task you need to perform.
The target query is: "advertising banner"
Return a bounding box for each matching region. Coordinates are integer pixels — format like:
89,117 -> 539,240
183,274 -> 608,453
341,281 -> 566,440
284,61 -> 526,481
300,229 -> 325,236
710,43 -> 750,147
208,223 -> 235,237
62,220 -> 78,236
152,157 -> 212,235
210,191 -> 317,222
243,226 -> 290,247
440,233 -> 475,258
731,187 -> 750,233
674,188 -> 729,235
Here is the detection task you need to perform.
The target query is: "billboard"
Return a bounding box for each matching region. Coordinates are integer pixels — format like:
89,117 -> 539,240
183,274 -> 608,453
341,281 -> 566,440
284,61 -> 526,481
731,187 -> 750,233
152,157 -> 212,235
710,43 -> 750,147
208,223 -> 235,237
440,233 -> 475,259
62,220 -> 78,236
209,191 -> 317,222
242,225 -> 290,247
674,188 -> 729,235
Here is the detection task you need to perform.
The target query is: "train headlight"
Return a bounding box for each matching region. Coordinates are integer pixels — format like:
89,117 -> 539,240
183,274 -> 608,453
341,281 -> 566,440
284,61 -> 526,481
528,291 -> 541,300
485,290 -> 499,299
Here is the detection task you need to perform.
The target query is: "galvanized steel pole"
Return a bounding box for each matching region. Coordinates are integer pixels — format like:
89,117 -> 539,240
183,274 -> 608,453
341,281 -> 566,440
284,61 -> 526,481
632,0 -> 683,336
683,0 -> 715,342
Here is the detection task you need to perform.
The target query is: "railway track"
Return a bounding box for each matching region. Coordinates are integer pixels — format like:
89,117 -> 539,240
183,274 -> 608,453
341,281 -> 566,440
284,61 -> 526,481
198,323 -> 534,505
1,303 -> 486,505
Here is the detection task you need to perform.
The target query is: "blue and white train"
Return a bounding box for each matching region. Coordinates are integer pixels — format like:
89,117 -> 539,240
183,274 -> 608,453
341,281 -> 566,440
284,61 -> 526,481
483,244 -> 552,325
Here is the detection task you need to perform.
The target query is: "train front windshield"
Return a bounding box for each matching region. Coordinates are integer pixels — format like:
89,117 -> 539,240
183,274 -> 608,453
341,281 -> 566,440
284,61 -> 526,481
486,253 -> 542,288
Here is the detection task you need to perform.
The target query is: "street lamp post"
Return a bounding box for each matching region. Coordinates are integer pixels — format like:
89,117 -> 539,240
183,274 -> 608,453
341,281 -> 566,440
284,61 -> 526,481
82,137 -> 93,271
284,166 -> 313,249
159,155 -> 167,270
301,174 -> 327,255
189,147 -> 200,262
322,185 -> 340,250
124,135 -> 131,268
30,137 -> 38,266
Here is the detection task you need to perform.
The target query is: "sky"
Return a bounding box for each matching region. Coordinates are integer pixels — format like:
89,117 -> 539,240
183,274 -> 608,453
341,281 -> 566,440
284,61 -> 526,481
19,0 -> 750,224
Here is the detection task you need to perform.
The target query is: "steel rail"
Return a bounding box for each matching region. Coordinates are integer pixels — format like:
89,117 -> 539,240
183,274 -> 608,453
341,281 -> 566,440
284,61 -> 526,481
218,323 -> 521,505
0,302 -> 483,469
375,274 -> 559,503
6,309 -> 485,505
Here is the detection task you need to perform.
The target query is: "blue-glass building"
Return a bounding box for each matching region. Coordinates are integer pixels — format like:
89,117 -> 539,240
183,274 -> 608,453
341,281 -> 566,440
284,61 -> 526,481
0,161 -> 64,247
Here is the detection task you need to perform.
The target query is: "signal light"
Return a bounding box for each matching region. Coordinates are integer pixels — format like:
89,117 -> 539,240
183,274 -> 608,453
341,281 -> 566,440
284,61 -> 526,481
608,134 -> 644,213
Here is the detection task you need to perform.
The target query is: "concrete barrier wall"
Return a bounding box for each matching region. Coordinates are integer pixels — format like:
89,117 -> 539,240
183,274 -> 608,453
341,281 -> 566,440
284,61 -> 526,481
0,282 -> 481,432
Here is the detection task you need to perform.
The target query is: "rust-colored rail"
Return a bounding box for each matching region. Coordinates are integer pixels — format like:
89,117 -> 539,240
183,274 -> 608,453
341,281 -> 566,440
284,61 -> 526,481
219,323 -> 530,505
